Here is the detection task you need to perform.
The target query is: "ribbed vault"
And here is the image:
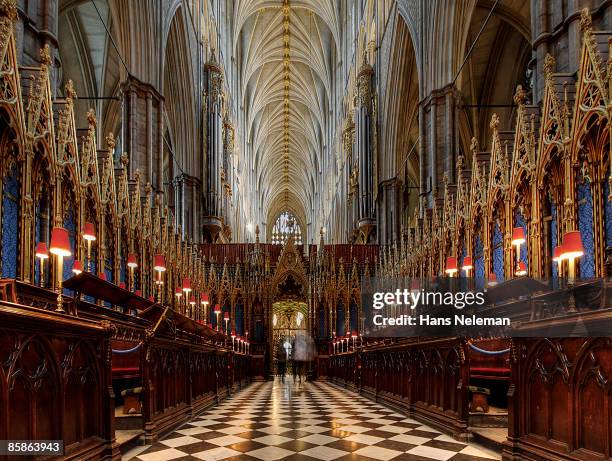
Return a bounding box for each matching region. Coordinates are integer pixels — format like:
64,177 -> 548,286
234,0 -> 339,237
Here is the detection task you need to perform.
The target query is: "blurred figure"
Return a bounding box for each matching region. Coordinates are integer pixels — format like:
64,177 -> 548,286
276,339 -> 287,382
292,332 -> 316,383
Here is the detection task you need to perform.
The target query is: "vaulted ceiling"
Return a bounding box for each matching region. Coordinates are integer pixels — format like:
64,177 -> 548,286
233,0 -> 339,229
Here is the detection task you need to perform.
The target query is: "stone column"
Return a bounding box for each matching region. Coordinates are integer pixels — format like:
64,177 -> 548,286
355,54 -> 375,242
202,59 -> 224,241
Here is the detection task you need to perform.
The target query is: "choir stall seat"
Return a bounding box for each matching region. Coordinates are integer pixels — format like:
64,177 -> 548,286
468,338 -> 511,412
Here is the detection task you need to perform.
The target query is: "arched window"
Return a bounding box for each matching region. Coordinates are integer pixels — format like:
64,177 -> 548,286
270,211 -> 302,245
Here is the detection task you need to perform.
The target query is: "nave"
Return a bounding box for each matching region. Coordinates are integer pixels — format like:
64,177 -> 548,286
127,379 -> 499,461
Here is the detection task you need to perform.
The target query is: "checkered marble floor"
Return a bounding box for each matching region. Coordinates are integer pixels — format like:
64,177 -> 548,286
128,379 -> 500,461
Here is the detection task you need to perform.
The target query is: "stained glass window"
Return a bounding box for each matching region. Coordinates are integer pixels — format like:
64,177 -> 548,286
2,164 -> 19,278
577,177 -> 595,277
271,211 -> 302,245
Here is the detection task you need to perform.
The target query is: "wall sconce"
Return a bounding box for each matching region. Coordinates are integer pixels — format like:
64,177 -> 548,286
49,227 -> 71,312
127,253 -> 138,291
561,231 -> 584,284
72,260 -> 83,275
445,256 -> 458,277
35,242 -> 49,287
214,304 -> 221,330
153,254 -> 166,303
511,227 -> 526,276
82,222 -> 96,272
461,256 -> 473,277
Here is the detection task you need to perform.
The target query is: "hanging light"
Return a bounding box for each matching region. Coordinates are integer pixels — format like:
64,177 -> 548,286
72,260 -> 83,275
445,256 -> 458,276
515,261 -> 527,276
82,222 -> 96,241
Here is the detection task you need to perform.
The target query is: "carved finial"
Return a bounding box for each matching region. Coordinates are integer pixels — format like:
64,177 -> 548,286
470,137 -> 479,156
544,53 -> 555,80
456,150 -> 465,173
40,44 -> 52,66
580,8 -> 592,33
490,113 -> 500,131
145,182 -> 152,195
87,108 -> 97,127
106,132 -> 116,150
513,84 -> 526,106
120,152 -> 129,168
134,168 -> 140,182
255,225 -> 260,243
65,79 -> 77,100
0,0 -> 18,21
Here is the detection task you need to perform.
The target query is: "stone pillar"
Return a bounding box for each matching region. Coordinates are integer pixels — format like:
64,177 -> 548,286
355,54 -> 375,243
202,59 -> 224,242
120,76 -> 164,194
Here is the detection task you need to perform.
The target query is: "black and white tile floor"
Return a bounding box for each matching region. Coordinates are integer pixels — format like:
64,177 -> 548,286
127,379 -> 500,461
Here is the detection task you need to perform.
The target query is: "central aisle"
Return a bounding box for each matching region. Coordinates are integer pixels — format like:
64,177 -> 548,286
129,379 -> 499,461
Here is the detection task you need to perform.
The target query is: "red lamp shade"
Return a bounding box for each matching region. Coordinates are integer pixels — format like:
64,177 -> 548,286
72,260 -> 83,274
175,287 -> 182,297
553,246 -> 563,263
35,242 -> 49,259
511,227 -> 526,246
462,256 -> 473,271
189,295 -> 196,305
223,311 -> 230,320
201,293 -> 209,304
445,256 -> 458,274
345,332 -> 351,338
231,330 -> 236,338
561,231 -> 584,260
182,277 -> 191,292
515,261 -> 527,276
351,330 -> 358,338
214,304 -> 221,314
119,282 -> 126,289
127,253 -> 138,268
82,222 -> 96,241
153,254 -> 166,272
488,273 -> 498,285
135,289 -> 142,297
98,272 -> 106,280
148,296 -> 155,301
49,227 -> 71,257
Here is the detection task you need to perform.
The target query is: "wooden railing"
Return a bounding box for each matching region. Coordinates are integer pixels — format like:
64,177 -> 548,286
0,279 -> 256,456
328,338 -> 470,440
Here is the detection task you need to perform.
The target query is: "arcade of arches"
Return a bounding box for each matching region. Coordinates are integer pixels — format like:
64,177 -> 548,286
0,0 -> 612,460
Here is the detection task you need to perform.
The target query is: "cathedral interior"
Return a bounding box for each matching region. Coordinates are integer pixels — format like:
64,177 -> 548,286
0,0 -> 612,460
